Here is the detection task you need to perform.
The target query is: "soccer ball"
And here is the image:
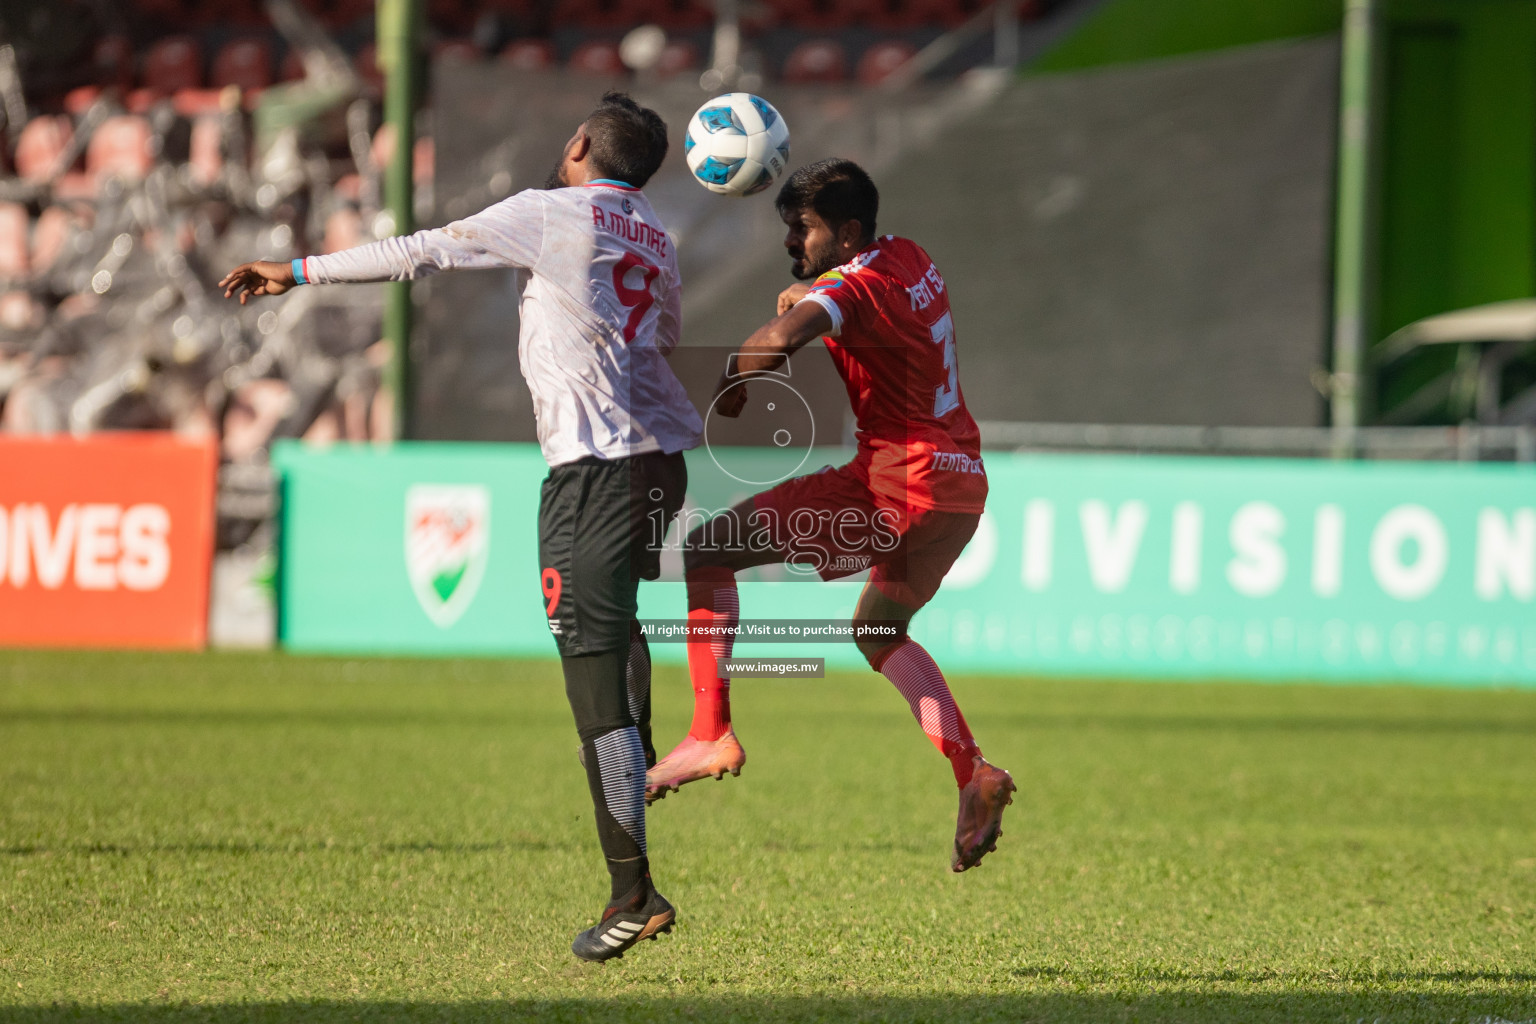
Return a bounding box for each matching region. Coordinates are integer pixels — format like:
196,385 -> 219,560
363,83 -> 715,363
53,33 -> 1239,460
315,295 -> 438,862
684,93 -> 791,198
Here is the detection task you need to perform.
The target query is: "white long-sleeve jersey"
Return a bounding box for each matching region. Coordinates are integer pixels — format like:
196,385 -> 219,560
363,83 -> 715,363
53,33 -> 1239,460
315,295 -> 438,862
301,182 -> 703,467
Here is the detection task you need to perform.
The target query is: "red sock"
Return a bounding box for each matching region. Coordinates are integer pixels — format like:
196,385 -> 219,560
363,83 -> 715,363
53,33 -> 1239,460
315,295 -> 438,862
875,639 -> 980,787
685,566 -> 737,741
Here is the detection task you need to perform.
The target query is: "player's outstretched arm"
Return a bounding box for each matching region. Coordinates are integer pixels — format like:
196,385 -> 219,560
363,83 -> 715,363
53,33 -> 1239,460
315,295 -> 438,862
220,261 -> 295,304
712,300 -> 832,417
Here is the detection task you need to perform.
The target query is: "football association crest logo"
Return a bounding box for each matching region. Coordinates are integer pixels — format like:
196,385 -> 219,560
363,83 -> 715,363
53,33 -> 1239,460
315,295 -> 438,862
405,485 -> 490,628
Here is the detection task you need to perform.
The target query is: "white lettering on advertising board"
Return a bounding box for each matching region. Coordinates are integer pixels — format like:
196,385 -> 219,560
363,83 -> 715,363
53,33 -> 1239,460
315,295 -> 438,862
0,503 -> 172,592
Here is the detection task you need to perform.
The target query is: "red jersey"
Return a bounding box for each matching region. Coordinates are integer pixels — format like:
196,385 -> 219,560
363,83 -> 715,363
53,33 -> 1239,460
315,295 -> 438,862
798,236 -> 987,514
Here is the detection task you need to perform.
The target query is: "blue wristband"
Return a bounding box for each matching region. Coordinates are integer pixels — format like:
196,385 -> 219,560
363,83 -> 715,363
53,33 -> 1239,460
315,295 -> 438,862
290,258 -> 308,285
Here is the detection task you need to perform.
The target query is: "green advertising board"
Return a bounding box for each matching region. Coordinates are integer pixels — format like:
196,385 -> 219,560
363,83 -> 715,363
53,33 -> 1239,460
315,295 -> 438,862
274,442 -> 1536,687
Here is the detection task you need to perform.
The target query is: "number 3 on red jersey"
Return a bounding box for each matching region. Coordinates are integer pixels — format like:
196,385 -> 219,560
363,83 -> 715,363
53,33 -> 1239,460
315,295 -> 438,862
930,311 -> 959,417
613,253 -> 660,343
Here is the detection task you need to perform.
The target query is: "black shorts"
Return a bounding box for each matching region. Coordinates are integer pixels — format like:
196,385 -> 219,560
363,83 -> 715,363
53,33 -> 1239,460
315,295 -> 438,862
537,450 -> 687,657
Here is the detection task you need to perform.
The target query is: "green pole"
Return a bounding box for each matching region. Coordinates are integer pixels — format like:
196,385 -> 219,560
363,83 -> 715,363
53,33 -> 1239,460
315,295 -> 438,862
379,0 -> 419,441
1331,0 -> 1378,458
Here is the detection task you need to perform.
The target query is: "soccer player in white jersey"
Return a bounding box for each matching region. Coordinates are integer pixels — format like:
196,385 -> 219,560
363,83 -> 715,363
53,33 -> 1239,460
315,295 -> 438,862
220,93 -> 702,962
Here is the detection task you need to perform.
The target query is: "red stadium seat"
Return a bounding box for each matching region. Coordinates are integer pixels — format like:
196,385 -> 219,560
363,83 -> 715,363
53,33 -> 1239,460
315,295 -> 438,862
132,0 -> 190,24
143,36 -> 205,94
354,43 -> 384,92
86,116 -> 155,184
63,87 -> 103,116
856,39 -> 916,85
323,207 -> 364,254
500,39 -> 556,71
903,0 -> 978,28
781,39 -> 848,82
93,36 -> 136,91
568,40 -> 625,77
370,125 -> 435,185
326,0 -> 377,28
433,39 -> 483,63
654,0 -> 712,30
207,0 -> 270,26
653,39 -> 701,78
332,173 -> 363,202
187,115 -> 224,186
429,0 -> 477,33
763,0 -> 817,28
13,116 -> 74,184
172,89 -> 227,116
279,49 -> 307,81
769,0 -> 877,30
125,88 -> 167,114
0,203 -> 29,282
211,38 -> 274,91
30,206 -> 76,274
414,136 -> 435,185
552,0 -> 667,30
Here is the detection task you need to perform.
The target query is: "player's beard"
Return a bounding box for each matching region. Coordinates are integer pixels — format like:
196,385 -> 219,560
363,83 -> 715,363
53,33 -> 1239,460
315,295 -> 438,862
542,159 -> 568,190
789,237 -> 840,280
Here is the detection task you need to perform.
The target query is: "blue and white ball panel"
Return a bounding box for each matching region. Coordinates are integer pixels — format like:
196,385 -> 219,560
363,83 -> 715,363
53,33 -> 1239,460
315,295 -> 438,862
736,161 -> 776,196
696,104 -> 746,135
694,156 -> 745,187
685,121 -> 749,161
748,94 -> 779,131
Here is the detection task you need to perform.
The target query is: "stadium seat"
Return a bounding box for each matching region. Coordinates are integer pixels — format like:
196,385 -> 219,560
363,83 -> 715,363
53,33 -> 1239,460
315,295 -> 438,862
125,88 -> 167,114
902,0 -> 978,27
29,206 -> 75,274
92,35 -> 136,91
781,39 -> 849,82
654,39 -> 701,78
0,204 -> 29,282
212,0 -> 271,26
370,125 -> 436,186
856,39 -> 916,85
416,136 -> 435,184
86,116 -> 155,184
63,87 -> 103,116
327,0 -> 377,29
769,0 -> 878,30
0,290 -> 39,331
211,38 -> 274,91
187,115 -> 224,186
171,89 -> 228,117
323,207 -> 364,254
278,49 -> 306,81
332,173 -> 363,202
354,43 -> 384,92
143,36 -> 205,94
551,0 -> 662,30
433,39 -> 483,63
131,0 -> 190,25
567,40 -> 625,77
500,39 -> 556,71
654,0 -> 713,30
13,116 -> 74,184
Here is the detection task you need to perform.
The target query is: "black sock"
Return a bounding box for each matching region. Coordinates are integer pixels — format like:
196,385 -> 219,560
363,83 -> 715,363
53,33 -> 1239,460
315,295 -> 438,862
563,650 -> 651,902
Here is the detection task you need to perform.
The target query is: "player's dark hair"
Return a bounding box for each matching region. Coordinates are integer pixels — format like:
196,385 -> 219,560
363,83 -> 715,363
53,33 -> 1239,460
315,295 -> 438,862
775,158 -> 879,242
583,91 -> 669,188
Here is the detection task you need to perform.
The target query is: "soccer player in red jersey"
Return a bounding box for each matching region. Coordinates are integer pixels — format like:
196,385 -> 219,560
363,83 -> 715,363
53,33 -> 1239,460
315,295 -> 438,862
647,158 -> 1015,871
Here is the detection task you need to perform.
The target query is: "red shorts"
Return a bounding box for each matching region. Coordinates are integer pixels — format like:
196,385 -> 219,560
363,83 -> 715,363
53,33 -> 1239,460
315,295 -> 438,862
751,462 -> 981,609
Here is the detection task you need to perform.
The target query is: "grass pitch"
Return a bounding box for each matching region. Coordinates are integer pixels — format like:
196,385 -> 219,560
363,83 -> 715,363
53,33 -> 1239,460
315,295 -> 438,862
0,651 -> 1533,1023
